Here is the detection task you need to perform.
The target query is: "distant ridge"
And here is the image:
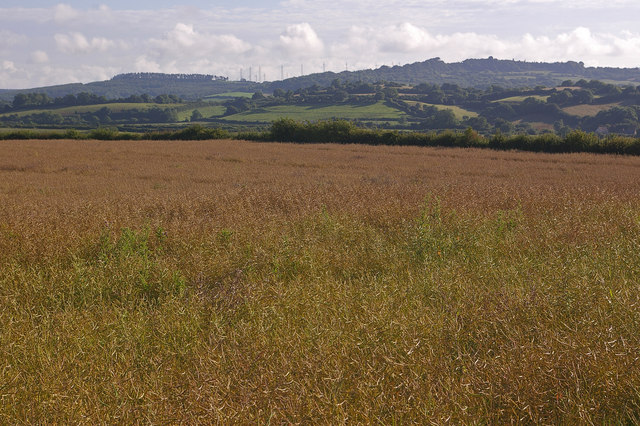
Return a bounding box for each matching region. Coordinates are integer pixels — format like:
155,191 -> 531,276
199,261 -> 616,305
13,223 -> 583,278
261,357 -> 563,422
269,57 -> 640,91
112,72 -> 229,82
1,57 -> 639,101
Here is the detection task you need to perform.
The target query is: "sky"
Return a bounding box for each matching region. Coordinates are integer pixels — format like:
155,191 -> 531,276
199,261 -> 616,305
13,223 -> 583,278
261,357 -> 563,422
1,1 -> 640,89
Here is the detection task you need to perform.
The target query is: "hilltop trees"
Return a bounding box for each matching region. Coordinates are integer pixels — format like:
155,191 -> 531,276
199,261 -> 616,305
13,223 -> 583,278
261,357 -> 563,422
12,93 -> 52,109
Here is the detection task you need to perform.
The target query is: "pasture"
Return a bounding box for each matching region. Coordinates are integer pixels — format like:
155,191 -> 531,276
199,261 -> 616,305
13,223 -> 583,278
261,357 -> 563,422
175,105 -> 226,121
492,95 -> 550,103
1,139 -> 639,423
403,101 -> 479,119
0,102 -> 180,118
221,101 -> 405,123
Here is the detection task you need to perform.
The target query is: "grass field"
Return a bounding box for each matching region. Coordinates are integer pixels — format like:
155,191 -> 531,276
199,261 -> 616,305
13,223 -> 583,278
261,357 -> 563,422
204,92 -> 255,99
1,139 -> 640,423
517,120 -> 555,131
492,95 -> 550,103
0,103 -> 180,118
221,101 -> 405,123
404,101 -> 479,119
562,102 -> 621,117
176,105 -> 226,121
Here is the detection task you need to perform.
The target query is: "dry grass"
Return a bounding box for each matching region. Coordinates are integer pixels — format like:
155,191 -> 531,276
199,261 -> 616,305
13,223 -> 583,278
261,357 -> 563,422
562,102 -> 621,117
2,139 -> 640,423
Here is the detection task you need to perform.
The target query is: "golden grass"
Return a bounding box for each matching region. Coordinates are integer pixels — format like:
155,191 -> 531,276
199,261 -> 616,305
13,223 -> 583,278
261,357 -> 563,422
2,139 -> 640,423
562,102 -> 621,117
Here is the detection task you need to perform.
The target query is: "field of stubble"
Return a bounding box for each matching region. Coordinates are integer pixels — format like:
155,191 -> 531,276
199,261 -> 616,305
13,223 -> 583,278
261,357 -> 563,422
1,139 -> 640,423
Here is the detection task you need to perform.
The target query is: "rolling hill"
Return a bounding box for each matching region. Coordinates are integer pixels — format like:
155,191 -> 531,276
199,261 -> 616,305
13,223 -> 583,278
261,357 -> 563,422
1,58 -> 640,103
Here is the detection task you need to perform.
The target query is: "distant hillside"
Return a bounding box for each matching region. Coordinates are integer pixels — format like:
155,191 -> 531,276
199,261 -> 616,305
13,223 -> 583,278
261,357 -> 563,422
0,75 -> 261,102
267,57 -> 640,91
1,58 -> 639,102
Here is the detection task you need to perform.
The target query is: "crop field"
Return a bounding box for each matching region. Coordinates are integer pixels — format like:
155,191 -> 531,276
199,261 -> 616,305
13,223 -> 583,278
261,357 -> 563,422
1,139 -> 640,423
221,101 -> 405,123
562,102 -> 621,117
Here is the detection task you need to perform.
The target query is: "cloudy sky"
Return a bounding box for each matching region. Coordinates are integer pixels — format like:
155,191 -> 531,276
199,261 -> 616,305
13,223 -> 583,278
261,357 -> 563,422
1,1 -> 640,89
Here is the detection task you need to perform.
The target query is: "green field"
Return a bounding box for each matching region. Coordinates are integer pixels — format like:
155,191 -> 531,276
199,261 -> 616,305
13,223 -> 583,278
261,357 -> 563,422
222,101 -> 405,123
204,92 -> 255,100
176,105 -> 226,121
0,103 -> 180,118
405,101 -> 478,119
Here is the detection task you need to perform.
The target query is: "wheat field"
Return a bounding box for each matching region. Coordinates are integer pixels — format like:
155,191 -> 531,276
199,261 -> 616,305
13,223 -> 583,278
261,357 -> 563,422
1,139 -> 640,423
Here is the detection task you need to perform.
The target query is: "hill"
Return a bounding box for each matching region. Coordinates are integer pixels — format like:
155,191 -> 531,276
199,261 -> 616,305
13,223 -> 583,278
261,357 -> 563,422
268,57 -> 640,91
1,58 -> 640,103
2,77 -> 640,136
0,74 -> 262,103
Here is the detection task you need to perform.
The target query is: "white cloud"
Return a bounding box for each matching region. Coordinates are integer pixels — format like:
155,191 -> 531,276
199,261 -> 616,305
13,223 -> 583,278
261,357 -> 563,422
2,61 -> 17,73
53,3 -> 80,23
30,50 -> 49,64
149,23 -> 252,62
328,24 -> 640,70
508,28 -> 640,66
168,23 -> 197,48
55,32 -> 116,54
134,56 -> 162,73
279,23 -> 324,58
0,30 -> 27,50
1,1 -> 640,88
377,23 -> 433,53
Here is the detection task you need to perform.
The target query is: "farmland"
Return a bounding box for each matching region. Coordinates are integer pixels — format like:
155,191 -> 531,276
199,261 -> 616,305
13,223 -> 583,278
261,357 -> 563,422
562,102 -> 623,117
176,105 -> 226,121
492,95 -> 550,103
204,92 -> 255,100
0,102 -> 178,119
221,101 -> 405,123
1,139 -> 640,423
3,76 -> 640,136
403,100 -> 478,119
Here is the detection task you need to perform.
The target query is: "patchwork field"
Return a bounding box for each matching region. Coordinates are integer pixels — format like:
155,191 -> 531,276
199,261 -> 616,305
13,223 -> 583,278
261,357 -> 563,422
1,139 -> 640,423
221,101 -> 405,123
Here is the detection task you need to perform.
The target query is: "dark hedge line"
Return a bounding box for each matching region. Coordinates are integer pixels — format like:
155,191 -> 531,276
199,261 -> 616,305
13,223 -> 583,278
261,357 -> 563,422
261,118 -> 640,155
0,125 -> 230,141
2,120 -> 640,155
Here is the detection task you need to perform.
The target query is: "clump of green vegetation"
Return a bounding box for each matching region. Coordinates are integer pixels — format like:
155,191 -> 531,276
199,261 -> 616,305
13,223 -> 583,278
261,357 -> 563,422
2,119 -> 640,156
264,118 -> 640,155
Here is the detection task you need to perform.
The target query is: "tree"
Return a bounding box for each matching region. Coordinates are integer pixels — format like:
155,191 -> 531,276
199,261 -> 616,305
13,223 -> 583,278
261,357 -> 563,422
190,109 -> 204,121
431,109 -> 458,129
12,92 -> 52,109
572,89 -> 594,105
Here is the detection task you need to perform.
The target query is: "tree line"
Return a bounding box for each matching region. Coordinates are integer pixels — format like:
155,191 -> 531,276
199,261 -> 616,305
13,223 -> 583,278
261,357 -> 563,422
3,92 -> 182,112
3,120 -> 640,157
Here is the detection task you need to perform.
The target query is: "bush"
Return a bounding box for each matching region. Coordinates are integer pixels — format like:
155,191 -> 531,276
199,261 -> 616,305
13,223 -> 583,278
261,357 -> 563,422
169,124 -> 229,140
88,127 -> 119,140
